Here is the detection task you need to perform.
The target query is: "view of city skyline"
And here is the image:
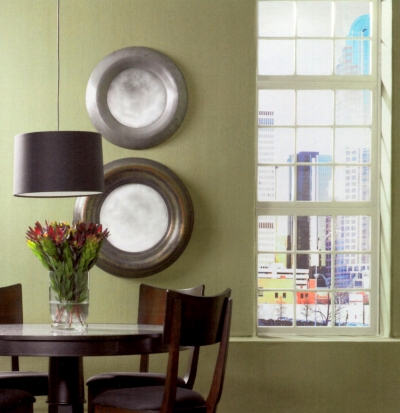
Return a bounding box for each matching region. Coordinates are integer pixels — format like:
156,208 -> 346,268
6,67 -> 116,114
257,7 -> 372,328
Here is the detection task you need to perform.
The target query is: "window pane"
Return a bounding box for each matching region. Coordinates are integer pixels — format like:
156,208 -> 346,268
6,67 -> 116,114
258,1 -> 295,37
258,90 -> 295,126
297,1 -> 333,37
258,254 -> 294,274
296,265 -> 311,289
296,295 -> 317,326
258,128 -> 295,164
296,165 -> 333,201
258,216 -> 293,252
334,254 -> 371,289
296,216 -> 332,252
297,128 -> 333,159
335,90 -> 372,125
258,166 -> 293,201
335,40 -> 371,75
258,40 -> 295,75
335,2 -> 371,37
297,40 -> 333,75
296,253 -> 332,288
334,166 -> 370,201
335,128 -> 371,164
311,255 -> 332,285
335,291 -> 370,327
296,293 -> 332,326
297,90 -> 334,125
258,289 -> 294,326
335,215 -> 371,251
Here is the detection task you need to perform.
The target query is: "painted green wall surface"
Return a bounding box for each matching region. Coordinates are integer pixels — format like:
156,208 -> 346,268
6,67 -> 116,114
0,1 -> 399,413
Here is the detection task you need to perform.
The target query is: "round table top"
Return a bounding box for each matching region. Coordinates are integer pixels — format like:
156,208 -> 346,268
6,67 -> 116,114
0,324 -> 164,357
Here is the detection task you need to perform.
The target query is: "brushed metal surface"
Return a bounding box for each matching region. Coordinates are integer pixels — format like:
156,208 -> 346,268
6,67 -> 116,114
73,158 -> 194,278
86,46 -> 188,149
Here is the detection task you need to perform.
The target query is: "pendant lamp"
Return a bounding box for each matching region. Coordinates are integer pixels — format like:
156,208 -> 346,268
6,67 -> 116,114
13,0 -> 104,198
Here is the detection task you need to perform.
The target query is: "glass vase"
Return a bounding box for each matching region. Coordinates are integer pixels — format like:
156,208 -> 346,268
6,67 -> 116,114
49,270 -> 89,331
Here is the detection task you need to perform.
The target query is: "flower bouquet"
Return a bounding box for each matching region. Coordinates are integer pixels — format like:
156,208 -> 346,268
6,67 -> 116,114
26,221 -> 109,330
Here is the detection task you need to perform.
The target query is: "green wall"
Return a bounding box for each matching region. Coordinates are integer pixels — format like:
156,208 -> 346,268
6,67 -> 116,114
1,1 -> 399,412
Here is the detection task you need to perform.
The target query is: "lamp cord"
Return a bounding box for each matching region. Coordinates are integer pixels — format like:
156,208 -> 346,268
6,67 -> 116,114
57,0 -> 60,131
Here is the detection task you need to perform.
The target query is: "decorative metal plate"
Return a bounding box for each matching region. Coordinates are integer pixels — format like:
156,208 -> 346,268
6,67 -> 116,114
86,47 -> 188,149
73,158 -> 194,278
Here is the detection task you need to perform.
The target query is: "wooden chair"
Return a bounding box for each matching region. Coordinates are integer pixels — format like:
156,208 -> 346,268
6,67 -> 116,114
92,288 -> 232,413
0,284 -> 48,395
87,284 -> 205,413
137,284 -> 205,377
0,389 -> 35,413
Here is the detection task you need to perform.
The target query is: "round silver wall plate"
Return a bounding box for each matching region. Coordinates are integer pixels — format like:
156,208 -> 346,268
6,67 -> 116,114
86,47 -> 188,149
73,158 -> 194,278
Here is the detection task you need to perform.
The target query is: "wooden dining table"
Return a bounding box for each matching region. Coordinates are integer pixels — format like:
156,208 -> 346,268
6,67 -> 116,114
0,323 -> 164,413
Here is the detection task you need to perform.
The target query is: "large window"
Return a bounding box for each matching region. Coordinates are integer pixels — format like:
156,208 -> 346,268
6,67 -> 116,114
256,0 -> 379,336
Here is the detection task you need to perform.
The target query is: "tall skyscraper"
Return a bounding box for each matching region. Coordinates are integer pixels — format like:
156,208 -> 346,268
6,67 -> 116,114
336,15 -> 370,76
334,14 -> 371,289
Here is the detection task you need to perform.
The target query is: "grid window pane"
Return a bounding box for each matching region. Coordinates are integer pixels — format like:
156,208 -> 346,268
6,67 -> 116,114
258,254 -> 294,274
296,165 -> 333,201
258,39 -> 295,75
334,255 -> 371,289
335,292 -> 370,327
258,90 -> 295,126
258,1 -> 295,37
296,1 -> 333,37
335,40 -> 371,75
334,166 -> 370,201
296,216 -> 332,252
335,2 -> 371,37
295,297 -> 318,326
297,90 -> 334,125
335,216 -> 371,251
335,90 -> 372,125
258,128 -> 295,164
297,293 -> 333,326
297,40 -> 333,75
258,290 -> 294,326
297,128 -> 333,159
258,166 -> 293,201
335,128 -> 371,164
296,254 -> 332,289
258,216 -> 293,252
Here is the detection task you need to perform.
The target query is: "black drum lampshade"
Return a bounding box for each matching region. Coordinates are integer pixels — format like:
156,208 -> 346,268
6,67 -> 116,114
13,131 -> 105,197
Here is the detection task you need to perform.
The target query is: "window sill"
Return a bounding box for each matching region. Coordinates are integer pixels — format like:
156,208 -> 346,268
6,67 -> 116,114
231,335 -> 400,343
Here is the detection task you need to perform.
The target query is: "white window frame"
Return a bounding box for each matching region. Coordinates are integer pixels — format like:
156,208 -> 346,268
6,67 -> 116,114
256,0 -> 381,336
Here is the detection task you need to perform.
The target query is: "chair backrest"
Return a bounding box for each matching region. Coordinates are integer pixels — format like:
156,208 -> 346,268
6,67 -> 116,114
164,289 -> 231,346
137,284 -> 205,385
161,289 -> 232,413
0,284 -> 23,325
0,284 -> 23,371
137,284 -> 205,325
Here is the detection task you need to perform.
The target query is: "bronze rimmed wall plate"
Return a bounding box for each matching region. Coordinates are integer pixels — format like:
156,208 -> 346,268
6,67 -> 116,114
86,47 -> 188,149
73,158 -> 194,278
